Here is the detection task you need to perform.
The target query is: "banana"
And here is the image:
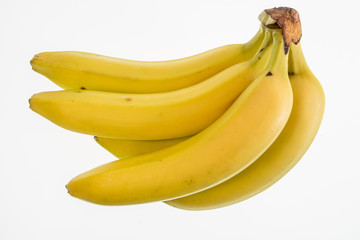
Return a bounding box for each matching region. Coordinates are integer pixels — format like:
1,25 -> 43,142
94,136 -> 189,159
165,42 -> 325,210
64,30 -> 293,205
30,27 -> 265,93
29,30 -> 273,140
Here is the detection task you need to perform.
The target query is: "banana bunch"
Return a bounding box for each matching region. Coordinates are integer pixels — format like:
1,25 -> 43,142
29,7 -> 325,210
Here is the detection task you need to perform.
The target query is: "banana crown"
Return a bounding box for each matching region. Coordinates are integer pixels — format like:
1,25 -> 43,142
258,7 -> 302,54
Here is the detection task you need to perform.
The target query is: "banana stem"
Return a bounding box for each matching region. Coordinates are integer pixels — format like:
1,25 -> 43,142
258,7 -> 302,54
288,42 -> 308,75
241,25 -> 266,53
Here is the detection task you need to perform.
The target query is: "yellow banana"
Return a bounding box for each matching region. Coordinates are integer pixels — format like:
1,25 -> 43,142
29,30 -> 273,140
30,27 -> 265,93
165,42 -> 325,210
64,30 -> 293,205
94,136 -> 189,159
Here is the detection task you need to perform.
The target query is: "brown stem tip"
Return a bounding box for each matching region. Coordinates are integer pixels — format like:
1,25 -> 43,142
258,7 -> 302,54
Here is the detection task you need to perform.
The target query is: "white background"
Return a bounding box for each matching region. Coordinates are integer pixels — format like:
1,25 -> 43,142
1,0 -> 359,239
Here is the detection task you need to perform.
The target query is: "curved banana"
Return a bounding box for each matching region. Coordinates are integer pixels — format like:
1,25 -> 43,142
94,136 -> 189,159
29,31 -> 273,140
30,28 -> 265,93
64,30 -> 293,205
165,42 -> 325,210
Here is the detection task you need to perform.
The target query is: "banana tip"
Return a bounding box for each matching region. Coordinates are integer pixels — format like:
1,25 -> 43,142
30,54 -> 46,73
65,183 -> 73,196
30,54 -> 39,66
28,97 -> 33,109
28,95 -> 37,110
